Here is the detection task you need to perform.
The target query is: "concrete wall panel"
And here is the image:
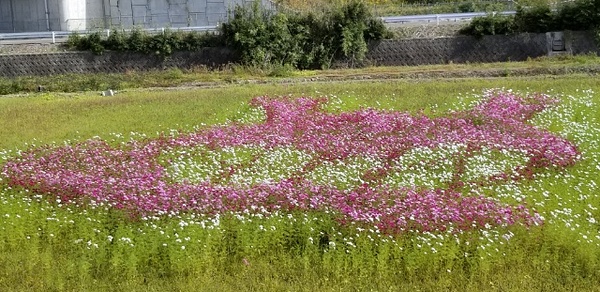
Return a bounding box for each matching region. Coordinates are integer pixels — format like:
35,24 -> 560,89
86,0 -> 105,28
188,12 -> 208,26
207,13 -> 226,25
2,0 -> 268,32
48,0 -> 62,31
110,6 -> 120,16
149,0 -> 168,12
187,1 -> 206,13
61,0 -> 87,30
169,3 -> 188,26
150,13 -> 170,27
119,0 -> 133,15
132,5 -> 148,25
0,0 -> 14,32
206,3 -> 225,15
86,0 -> 104,20
9,0 -> 46,32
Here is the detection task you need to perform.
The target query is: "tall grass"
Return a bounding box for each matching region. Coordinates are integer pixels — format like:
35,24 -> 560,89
1,76 -> 600,291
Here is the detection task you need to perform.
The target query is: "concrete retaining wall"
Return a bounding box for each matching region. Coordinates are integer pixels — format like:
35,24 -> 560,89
0,31 -> 597,77
360,31 -> 598,67
0,47 -> 236,77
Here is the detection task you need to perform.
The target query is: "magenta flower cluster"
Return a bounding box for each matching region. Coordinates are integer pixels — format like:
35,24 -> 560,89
1,91 -> 579,234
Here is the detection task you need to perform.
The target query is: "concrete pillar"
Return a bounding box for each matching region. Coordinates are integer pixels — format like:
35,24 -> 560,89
60,0 -> 86,31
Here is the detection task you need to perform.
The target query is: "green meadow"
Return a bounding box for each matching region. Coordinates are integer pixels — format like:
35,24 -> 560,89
1,69 -> 600,291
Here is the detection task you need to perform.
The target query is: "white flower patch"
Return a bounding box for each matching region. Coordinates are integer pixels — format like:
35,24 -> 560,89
227,105 -> 267,125
309,155 -> 385,189
463,147 -> 530,181
164,145 -> 260,184
230,147 -> 313,185
384,144 -> 462,188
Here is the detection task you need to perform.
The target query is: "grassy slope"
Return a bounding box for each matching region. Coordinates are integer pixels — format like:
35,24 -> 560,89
2,71 -> 599,150
1,54 -> 599,95
1,68 -> 600,291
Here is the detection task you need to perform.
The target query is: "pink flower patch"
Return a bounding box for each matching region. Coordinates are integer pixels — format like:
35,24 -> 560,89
1,91 -> 578,234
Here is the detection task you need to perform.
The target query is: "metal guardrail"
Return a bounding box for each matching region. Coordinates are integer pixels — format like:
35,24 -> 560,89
382,11 -> 516,24
0,12 -> 517,44
0,26 -> 219,44
0,31 -> 71,43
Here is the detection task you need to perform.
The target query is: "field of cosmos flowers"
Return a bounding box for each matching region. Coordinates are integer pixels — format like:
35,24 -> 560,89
1,87 -> 599,290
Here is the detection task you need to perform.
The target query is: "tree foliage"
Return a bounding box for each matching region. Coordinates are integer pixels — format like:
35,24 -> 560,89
460,0 -> 600,37
220,0 -> 391,69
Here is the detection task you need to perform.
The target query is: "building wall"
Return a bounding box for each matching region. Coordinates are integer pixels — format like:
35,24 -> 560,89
103,0 -> 256,29
0,0 -> 269,32
0,0 -> 272,33
0,0 -> 61,32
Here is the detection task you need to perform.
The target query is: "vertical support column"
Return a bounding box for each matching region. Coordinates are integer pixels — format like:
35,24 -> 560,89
60,0 -> 86,31
44,0 -> 51,30
9,0 -> 16,32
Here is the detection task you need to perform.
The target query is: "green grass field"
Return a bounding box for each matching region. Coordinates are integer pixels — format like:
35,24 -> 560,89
1,72 -> 600,291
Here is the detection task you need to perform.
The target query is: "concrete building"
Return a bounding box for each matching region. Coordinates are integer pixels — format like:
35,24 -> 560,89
0,0 -> 271,33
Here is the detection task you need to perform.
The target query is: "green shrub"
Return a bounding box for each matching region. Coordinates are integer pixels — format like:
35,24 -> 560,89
127,28 -> 149,54
66,31 -> 105,54
147,29 -> 181,57
333,1 -> 374,66
65,32 -> 84,49
457,2 -> 476,13
514,5 -> 558,33
461,0 -> 600,37
220,0 -> 390,69
556,0 -> 600,31
459,13 -> 515,38
220,2 -> 310,68
180,31 -> 224,51
104,29 -> 129,51
64,28 -> 223,56
86,32 -> 106,55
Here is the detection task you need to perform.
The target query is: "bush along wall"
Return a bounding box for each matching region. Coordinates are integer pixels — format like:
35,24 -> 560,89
64,1 -> 391,70
460,0 -> 600,38
217,0 -> 391,69
65,29 -> 224,57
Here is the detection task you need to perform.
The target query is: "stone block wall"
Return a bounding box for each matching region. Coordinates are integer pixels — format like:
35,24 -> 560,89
0,31 -> 597,77
364,33 -> 549,67
0,47 -> 236,77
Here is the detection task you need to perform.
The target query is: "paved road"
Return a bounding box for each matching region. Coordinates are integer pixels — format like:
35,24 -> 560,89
0,39 -> 62,45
